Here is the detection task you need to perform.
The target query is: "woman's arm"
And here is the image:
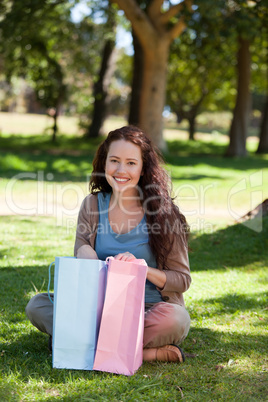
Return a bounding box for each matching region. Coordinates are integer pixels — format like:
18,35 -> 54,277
161,235 -> 191,294
146,267 -> 166,289
77,244 -> 98,259
74,194 -> 99,257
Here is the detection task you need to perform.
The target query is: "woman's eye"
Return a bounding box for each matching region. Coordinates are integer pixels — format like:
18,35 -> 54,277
128,161 -> 135,165
111,159 -> 118,163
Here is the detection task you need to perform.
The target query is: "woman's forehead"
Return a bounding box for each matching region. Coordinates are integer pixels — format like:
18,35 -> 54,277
107,140 -> 142,157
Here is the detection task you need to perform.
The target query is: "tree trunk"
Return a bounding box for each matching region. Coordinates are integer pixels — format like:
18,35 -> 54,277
128,31 -> 143,126
188,116 -> 196,140
256,95 -> 268,154
51,80 -> 65,142
52,109 -> 58,142
226,37 -> 251,157
87,10 -> 116,138
110,0 -> 190,150
139,38 -> 170,151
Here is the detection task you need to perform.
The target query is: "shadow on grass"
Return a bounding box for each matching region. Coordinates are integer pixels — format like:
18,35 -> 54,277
0,134 -> 103,153
0,326 -> 267,401
1,150 -> 267,184
165,152 -> 268,172
189,217 -> 268,271
187,291 -> 268,322
202,291 -> 268,313
1,135 -> 267,183
166,138 -> 228,156
184,326 -> 267,357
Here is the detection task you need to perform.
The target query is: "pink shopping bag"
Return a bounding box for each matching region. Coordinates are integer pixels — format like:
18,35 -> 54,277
93,258 -> 147,376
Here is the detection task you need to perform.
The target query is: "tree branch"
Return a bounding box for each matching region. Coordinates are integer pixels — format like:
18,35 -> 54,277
168,17 -> 187,41
147,0 -> 164,20
109,0 -> 156,46
160,3 -> 184,24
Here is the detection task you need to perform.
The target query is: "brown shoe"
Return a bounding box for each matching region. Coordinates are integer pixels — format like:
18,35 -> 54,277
143,344 -> 185,363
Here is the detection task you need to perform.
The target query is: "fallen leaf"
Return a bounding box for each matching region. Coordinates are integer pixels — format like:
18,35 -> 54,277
215,365 -> 224,371
259,317 -> 264,321
228,359 -> 235,366
176,386 -> 184,398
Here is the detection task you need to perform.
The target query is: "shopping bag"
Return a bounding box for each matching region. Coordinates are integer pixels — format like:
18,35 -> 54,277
50,257 -> 107,370
93,258 -> 147,376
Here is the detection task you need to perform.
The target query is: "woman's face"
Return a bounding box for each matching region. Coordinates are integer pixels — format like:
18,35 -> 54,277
105,139 -> 143,197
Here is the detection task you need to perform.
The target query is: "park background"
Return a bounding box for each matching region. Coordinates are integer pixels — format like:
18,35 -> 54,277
0,1 -> 267,401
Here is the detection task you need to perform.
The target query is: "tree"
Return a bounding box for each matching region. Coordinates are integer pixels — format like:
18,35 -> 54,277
257,95 -> 268,153
87,4 -> 117,138
29,49 -> 66,142
166,11 -> 235,140
0,0 -> 73,140
253,6 -> 268,154
225,36 -> 251,156
0,0 -> 111,140
128,30 -> 143,127
110,0 -> 192,150
224,0 -> 263,157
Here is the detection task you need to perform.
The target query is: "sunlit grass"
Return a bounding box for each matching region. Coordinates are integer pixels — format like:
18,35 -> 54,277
0,215 -> 267,401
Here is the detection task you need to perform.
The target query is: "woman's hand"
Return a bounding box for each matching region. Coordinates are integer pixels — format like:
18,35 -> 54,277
114,252 -> 136,262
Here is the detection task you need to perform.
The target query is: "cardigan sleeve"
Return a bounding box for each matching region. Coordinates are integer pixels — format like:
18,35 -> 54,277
160,235 -> 191,294
74,194 -> 98,256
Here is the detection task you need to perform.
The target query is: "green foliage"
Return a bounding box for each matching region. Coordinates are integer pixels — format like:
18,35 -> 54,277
166,6 -> 236,139
0,0 -> 117,119
166,0 -> 267,141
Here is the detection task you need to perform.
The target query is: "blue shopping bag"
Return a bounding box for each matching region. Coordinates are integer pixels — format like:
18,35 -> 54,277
48,257 -> 107,370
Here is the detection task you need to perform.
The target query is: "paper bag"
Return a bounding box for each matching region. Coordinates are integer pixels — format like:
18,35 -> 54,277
51,257 -> 107,370
93,258 -> 147,375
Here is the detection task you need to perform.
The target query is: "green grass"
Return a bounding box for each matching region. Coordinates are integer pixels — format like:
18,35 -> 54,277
0,130 -> 268,401
1,216 -> 267,401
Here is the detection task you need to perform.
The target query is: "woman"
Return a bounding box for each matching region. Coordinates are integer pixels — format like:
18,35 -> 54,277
26,125 -> 191,363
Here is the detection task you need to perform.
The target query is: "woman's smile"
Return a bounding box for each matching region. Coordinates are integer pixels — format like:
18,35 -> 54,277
105,139 -> 143,196
113,176 -> 130,183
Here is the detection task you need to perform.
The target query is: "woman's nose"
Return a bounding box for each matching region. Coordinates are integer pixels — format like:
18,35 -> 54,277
116,163 -> 125,173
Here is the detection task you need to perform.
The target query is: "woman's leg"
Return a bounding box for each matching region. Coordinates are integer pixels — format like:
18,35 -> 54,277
143,302 -> 190,349
25,293 -> 54,336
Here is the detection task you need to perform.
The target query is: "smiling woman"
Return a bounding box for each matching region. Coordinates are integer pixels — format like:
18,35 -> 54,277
105,140 -> 144,197
26,125 -> 191,364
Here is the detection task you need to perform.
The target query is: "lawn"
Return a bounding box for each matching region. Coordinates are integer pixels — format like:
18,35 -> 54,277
0,118 -> 268,401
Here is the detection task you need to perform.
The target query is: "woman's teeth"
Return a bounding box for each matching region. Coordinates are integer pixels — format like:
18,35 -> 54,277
114,177 -> 129,182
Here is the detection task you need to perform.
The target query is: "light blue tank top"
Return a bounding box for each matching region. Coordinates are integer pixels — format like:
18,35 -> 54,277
95,192 -> 162,304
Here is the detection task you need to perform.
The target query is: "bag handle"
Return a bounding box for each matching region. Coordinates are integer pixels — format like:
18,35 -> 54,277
47,261 -> 55,304
106,256 -> 147,266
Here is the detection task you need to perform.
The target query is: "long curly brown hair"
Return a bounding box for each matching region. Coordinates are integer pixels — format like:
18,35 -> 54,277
90,125 -> 189,269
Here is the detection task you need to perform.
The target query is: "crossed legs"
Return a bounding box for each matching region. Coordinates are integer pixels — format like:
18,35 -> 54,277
26,295 -> 190,361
